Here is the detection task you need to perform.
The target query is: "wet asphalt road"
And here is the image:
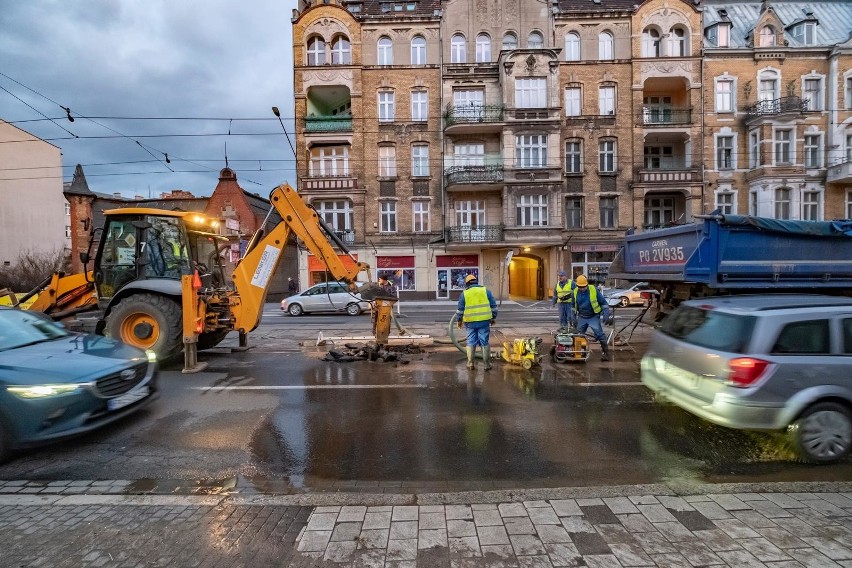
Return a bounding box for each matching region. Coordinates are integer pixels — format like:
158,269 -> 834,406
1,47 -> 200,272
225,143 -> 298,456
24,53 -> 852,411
2,308 -> 852,490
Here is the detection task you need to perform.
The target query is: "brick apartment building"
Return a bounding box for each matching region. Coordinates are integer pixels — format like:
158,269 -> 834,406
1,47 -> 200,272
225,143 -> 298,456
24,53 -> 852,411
292,0 -> 852,300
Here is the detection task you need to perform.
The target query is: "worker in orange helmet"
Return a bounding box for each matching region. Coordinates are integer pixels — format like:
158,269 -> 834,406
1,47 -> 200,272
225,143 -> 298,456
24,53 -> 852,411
455,273 -> 497,370
572,274 -> 612,361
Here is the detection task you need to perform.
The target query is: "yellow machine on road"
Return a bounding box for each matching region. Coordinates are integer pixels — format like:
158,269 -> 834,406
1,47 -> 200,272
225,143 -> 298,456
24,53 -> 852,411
13,183 -> 393,366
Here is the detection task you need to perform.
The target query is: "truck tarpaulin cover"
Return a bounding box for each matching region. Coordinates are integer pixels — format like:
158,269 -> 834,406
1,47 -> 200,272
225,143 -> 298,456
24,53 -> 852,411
721,215 -> 852,237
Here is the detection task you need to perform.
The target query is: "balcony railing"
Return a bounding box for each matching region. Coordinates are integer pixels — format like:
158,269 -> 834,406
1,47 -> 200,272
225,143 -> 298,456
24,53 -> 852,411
744,97 -> 808,122
636,167 -> 701,183
444,105 -> 504,127
333,230 -> 356,245
637,107 -> 692,125
304,115 -> 353,133
447,225 -> 503,243
827,159 -> 852,184
300,175 -> 359,191
444,165 -> 504,185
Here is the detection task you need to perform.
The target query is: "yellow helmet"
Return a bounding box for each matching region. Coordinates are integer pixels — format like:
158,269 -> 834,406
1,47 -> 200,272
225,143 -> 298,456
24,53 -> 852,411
575,275 -> 588,286
464,274 -> 477,284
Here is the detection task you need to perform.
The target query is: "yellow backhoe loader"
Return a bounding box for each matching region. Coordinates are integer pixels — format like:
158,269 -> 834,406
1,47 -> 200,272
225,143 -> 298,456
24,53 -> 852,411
11,183 -> 394,366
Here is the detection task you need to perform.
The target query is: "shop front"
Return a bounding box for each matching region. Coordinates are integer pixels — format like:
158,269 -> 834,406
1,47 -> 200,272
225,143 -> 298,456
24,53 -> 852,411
436,254 -> 479,300
570,244 -> 619,287
308,253 -> 362,286
375,255 -> 416,294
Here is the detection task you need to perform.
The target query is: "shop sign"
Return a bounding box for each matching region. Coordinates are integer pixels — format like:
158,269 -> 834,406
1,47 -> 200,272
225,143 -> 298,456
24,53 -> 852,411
376,255 -> 414,268
436,254 -> 478,268
225,218 -> 240,231
570,244 -> 619,253
308,253 -> 359,272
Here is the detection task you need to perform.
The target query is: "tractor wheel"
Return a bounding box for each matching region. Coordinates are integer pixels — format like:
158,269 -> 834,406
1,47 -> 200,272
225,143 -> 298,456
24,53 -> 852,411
105,294 -> 183,361
522,359 -> 533,370
197,329 -> 230,351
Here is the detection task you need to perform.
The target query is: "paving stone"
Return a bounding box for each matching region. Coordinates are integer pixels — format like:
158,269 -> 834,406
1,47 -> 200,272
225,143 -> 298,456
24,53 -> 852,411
560,516 -> 595,534
636,504 -> 677,523
609,542 -> 654,566
629,496 -> 660,505
653,521 -> 694,542
472,504 -> 499,511
684,495 -> 712,503
324,540 -> 358,562
802,537 -> 852,561
774,517 -> 824,537
529,506 -> 560,526
632,532 -> 678,555
764,494 -> 808,509
446,505 -> 473,520
604,497 -> 639,515
419,528 -> 448,550
481,544 -> 516,559
368,506 -> 393,512
658,496 -> 694,512
393,506 -> 419,522
752,500 -> 795,519
822,495 -> 852,509
596,523 -> 636,544
551,500 -> 583,517
501,503 -> 529,518
339,506 -> 368,522
390,521 -> 419,540
793,508 -> 834,528
387,538 -> 418,561
740,537 -> 792,562
787,547 -> 843,567
518,554 -> 554,567
449,536 -> 482,557
763,561 -> 809,568
544,543 -> 582,567
315,506 -> 341,513
351,549 -> 386,568
363,511 -> 392,530
709,494 -> 752,511
570,532 -> 612,556
359,528 -> 390,549
421,512 -> 447,530
717,548 -> 770,567
674,540 -> 725,565
474,508 -> 504,527
715,518 -> 762,539
525,501 -> 551,509
576,498 -> 604,507
691,528 -> 743,552
691,500 -> 734,520
648,552 -> 692,567
537,524 -> 572,544
421,505 -> 446,514
736,493 -> 768,502
386,561 -> 417,568
583,554 -> 622,568
582,505 -> 620,525
331,521 -> 363,542
506,516 -> 536,535
297,530 -> 332,552
617,513 -> 656,533
734,509 -> 780,529
511,534 -> 547,556
669,509 -> 716,532
448,519 -> 477,538
479,525 -> 511,546
756,527 -> 809,549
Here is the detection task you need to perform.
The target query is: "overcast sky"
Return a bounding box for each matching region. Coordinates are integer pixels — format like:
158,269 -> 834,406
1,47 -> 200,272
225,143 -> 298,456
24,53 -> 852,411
1,1 -> 297,198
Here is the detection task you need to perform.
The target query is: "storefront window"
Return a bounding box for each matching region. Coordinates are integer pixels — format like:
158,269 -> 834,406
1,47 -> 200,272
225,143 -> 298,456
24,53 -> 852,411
571,250 -> 616,287
376,256 -> 415,291
451,268 -> 478,290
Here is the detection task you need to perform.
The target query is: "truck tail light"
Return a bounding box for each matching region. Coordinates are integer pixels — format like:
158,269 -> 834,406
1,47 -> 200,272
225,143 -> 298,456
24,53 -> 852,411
728,357 -> 770,387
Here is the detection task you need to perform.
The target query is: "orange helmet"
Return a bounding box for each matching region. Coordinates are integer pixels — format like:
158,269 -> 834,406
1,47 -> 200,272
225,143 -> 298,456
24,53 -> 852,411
575,275 -> 588,286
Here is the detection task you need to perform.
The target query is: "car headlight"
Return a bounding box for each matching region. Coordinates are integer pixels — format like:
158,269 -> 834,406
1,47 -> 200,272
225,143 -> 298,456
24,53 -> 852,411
7,384 -> 81,399
145,350 -> 157,363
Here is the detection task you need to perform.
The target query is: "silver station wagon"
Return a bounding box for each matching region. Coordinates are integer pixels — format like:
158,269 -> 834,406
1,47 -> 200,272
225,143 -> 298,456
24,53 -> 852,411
641,295 -> 852,464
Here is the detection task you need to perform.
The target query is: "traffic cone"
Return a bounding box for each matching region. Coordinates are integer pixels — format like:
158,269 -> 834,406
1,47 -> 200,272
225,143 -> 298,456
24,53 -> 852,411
192,270 -> 202,290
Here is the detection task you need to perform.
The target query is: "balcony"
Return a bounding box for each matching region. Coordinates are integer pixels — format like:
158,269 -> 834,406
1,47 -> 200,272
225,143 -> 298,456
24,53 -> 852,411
444,105 -> 504,132
304,115 -> 353,133
745,164 -> 805,182
444,165 -> 504,187
333,230 -> 356,246
636,167 -> 701,184
637,107 -> 693,126
827,160 -> 852,184
447,224 -> 503,243
744,97 -> 808,124
300,175 -> 361,192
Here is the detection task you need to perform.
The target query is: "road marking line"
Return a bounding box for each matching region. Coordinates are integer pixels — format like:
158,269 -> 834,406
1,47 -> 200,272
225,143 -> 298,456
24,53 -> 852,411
192,384 -> 429,391
572,382 -> 644,387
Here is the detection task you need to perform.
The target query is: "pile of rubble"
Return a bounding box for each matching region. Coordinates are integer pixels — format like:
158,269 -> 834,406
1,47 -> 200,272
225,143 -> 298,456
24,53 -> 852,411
320,342 -> 425,363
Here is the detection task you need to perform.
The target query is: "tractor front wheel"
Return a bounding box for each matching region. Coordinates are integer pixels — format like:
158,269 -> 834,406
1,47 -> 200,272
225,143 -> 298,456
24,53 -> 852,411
105,294 -> 183,360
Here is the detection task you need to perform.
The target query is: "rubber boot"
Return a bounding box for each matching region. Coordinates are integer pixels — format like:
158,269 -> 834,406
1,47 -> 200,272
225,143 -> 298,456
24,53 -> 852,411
483,346 -> 493,370
466,346 -> 476,369
600,341 -> 611,362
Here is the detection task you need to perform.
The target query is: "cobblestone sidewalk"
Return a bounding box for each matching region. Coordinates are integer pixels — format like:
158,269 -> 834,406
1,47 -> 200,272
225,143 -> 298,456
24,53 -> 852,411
3,484 -> 852,567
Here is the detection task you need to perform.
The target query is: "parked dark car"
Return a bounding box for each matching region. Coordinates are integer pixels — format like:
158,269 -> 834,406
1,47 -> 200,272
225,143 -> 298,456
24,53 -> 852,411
0,308 -> 158,462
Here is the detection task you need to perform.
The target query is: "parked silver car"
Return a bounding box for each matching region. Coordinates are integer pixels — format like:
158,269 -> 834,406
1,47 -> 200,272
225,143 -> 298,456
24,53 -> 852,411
281,281 -> 370,316
641,295 -> 852,464
605,282 -> 659,307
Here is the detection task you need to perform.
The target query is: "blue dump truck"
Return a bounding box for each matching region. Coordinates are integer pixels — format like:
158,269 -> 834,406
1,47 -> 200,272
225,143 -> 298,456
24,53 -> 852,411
608,215 -> 852,315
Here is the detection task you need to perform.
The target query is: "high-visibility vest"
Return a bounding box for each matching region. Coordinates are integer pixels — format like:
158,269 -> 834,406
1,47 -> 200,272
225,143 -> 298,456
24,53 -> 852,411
462,286 -> 493,322
555,280 -> 574,302
572,285 -> 603,314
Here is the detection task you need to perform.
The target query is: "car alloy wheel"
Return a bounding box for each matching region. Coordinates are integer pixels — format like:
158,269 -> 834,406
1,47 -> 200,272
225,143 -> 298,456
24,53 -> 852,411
288,303 -> 304,317
620,297 -> 630,307
791,402 -> 852,464
346,303 -> 361,316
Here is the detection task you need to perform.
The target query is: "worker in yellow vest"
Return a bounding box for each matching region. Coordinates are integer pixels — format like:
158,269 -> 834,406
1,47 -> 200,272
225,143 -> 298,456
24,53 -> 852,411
455,274 -> 498,370
572,274 -> 612,361
551,270 -> 576,329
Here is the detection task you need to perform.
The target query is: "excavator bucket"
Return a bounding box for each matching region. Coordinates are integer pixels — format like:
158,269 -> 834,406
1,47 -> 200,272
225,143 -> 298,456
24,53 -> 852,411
358,282 -> 397,301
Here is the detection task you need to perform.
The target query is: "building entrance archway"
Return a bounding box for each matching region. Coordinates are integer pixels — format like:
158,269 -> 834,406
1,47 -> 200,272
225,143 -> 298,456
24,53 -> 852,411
508,254 -> 544,300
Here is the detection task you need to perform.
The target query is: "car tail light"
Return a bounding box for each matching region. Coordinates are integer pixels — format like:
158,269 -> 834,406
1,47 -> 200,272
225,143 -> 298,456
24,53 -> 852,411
728,357 -> 771,387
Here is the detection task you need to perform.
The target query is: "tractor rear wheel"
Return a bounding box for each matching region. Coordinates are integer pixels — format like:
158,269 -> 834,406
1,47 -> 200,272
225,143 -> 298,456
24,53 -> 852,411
197,329 -> 230,351
105,294 -> 183,360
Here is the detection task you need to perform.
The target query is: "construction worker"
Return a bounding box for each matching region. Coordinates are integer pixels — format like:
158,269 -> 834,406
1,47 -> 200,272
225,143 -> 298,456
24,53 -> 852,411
377,274 -> 397,297
551,270 -> 576,329
456,274 -> 497,370
572,274 -> 612,361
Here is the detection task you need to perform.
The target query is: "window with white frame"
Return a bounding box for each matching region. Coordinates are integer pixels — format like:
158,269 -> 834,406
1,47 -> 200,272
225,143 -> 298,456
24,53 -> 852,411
378,91 -> 395,122
804,134 -> 821,168
791,22 -> 816,45
307,36 -> 326,65
716,135 -> 734,170
502,32 -> 517,50
774,187 -> 791,219
476,34 -> 491,62
804,78 -> 823,111
847,77 -> 852,110
411,36 -> 426,64
759,70 -> 779,102
644,196 -> 674,228
451,34 -> 466,63
801,190 -> 821,221
565,86 -> 581,116
717,23 -> 730,47
642,28 -> 660,57
715,190 -> 736,215
331,36 -> 351,64
456,200 -> 485,226
749,130 -> 760,169
847,133 -> 852,163
759,26 -> 776,47
599,139 -> 615,173
380,201 -> 397,232
565,32 -> 580,61
377,37 -> 393,65
412,201 -> 430,232
516,194 -> 548,226
669,27 -> 687,56
566,196 -> 583,229
411,90 -> 428,121
716,78 -> 734,113
411,144 -> 429,177
598,32 -> 614,60
309,145 -> 350,177
643,96 -> 672,123
515,134 -> 547,168
64,202 -> 70,215
644,146 -> 673,169
378,146 -> 397,177
847,190 -> 852,219
453,89 -> 484,120
750,191 -> 758,216
65,225 -> 71,238
453,143 -> 484,166
515,78 -> 546,108
600,196 -> 616,228
598,85 -> 615,115
315,200 -> 353,231
775,129 -> 792,164
527,31 -> 543,48
565,140 -> 582,173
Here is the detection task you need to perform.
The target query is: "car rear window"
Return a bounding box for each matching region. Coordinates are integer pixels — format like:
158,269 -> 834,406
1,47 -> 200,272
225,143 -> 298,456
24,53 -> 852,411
659,305 -> 756,354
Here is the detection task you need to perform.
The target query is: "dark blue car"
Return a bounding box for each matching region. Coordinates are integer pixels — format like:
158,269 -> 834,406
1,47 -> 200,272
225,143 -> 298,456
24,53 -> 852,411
0,307 -> 158,462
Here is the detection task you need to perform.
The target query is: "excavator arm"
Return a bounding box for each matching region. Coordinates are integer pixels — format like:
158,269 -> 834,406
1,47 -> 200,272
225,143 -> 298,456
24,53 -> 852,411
230,183 -> 370,333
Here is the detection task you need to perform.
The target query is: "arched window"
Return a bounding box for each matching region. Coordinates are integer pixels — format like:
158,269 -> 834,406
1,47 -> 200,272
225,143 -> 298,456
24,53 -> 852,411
641,28 -> 660,57
411,35 -> 426,65
565,32 -> 580,61
598,31 -> 614,60
502,32 -> 518,50
306,36 -> 326,65
331,35 -> 351,64
758,69 -> 780,102
669,27 -> 687,56
475,34 -> 491,62
528,31 -> 543,48
451,34 -> 467,63
759,25 -> 776,47
377,36 -> 393,65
